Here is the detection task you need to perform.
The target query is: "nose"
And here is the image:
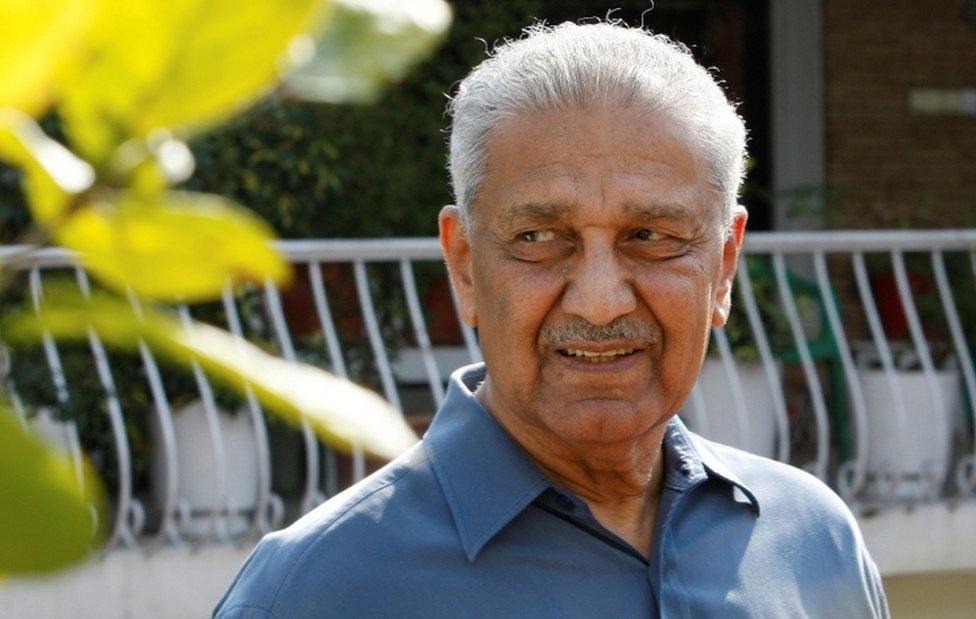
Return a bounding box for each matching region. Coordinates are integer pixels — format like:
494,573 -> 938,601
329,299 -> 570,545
560,243 -> 637,326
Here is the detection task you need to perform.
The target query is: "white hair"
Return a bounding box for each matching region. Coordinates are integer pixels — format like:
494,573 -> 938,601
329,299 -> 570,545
447,21 -> 748,231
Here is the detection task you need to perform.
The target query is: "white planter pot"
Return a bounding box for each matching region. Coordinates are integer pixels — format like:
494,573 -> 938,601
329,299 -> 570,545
151,399 -> 259,537
681,359 -> 781,459
858,368 -> 960,501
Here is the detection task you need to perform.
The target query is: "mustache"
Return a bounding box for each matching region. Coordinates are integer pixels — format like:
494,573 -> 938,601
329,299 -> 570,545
540,318 -> 657,347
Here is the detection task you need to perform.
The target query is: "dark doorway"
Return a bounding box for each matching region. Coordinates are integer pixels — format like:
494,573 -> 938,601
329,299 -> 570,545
530,0 -> 772,230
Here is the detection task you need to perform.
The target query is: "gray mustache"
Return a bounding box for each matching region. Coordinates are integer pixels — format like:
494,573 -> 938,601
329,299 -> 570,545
541,318 -> 657,347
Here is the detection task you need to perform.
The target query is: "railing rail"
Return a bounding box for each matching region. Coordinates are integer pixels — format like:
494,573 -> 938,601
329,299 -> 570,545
2,229 -> 975,556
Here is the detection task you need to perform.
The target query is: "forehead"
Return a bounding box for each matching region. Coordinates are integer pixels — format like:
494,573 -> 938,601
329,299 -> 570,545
474,106 -> 714,228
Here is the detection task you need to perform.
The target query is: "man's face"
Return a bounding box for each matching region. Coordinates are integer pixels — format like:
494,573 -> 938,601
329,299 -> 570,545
440,106 -> 746,448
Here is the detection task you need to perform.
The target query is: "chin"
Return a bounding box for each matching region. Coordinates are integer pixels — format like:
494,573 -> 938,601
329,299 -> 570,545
548,399 -> 666,445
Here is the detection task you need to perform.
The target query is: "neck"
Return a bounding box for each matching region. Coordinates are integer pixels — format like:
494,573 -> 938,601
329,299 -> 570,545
475,384 -> 669,559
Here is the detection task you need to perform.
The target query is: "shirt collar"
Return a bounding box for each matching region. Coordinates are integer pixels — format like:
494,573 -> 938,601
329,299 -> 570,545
424,364 -> 760,561
669,416 -> 762,515
423,364 -> 551,562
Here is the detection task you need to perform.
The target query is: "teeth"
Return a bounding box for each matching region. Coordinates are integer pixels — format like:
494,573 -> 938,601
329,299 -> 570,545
563,348 -> 636,360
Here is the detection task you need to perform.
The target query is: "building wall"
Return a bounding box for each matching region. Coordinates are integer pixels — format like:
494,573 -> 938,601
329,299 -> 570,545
823,0 -> 976,228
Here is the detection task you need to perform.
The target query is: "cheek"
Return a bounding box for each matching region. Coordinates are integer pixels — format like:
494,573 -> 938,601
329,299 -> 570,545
472,254 -> 564,337
641,261 -> 713,322
638,262 -> 715,374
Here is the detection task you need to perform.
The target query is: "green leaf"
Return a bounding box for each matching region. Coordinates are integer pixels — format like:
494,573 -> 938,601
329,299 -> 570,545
0,402 -> 105,574
3,287 -> 419,460
286,0 -> 452,103
59,0 -> 329,163
54,191 -> 291,303
0,0 -> 97,116
0,109 -> 94,226
108,134 -> 197,197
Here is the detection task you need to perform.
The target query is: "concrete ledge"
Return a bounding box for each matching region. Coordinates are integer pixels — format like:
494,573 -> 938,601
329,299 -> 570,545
0,545 -> 253,619
859,501 -> 976,576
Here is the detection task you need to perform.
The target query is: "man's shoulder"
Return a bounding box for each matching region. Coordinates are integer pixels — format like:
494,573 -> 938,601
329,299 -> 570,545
214,442 -> 453,617
687,433 -> 889,617
689,432 -> 860,536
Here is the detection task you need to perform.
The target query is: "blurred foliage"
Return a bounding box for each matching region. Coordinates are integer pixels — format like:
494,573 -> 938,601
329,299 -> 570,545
0,402 -> 105,574
0,3 -> 538,575
0,0 -> 451,575
186,0 -> 543,240
3,285 -> 417,458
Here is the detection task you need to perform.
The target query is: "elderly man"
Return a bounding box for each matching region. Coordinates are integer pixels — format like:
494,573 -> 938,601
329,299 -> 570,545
215,22 -> 888,618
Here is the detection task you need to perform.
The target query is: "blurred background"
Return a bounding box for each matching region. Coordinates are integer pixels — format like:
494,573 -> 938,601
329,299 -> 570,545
2,1 -> 975,617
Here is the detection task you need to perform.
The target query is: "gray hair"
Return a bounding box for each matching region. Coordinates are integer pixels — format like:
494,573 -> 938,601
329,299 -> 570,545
447,21 -> 748,231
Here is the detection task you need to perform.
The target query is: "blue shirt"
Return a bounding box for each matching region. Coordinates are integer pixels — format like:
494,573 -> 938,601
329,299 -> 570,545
215,364 -> 889,618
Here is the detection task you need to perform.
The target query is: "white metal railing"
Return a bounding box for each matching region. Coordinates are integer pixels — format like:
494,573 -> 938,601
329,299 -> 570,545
1,229 -> 975,556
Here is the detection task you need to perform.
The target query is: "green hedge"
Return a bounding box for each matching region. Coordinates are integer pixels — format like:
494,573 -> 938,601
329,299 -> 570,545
185,0 -> 544,239
0,1 -> 544,242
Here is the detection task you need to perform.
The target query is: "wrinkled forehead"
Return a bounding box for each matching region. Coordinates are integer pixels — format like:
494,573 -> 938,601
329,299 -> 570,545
470,106 -> 723,230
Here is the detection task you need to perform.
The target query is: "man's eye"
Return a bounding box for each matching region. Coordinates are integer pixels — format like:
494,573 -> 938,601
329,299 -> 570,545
634,228 -> 665,241
519,230 -> 557,243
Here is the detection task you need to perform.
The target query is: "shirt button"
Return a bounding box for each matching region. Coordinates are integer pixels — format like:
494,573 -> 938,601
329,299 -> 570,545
555,494 -> 575,511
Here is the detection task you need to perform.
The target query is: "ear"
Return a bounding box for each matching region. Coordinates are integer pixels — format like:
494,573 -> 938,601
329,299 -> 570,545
439,205 -> 478,328
711,207 -> 748,327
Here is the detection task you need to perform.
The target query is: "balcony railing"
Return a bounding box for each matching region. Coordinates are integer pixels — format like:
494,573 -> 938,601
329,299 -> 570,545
2,229 -> 975,558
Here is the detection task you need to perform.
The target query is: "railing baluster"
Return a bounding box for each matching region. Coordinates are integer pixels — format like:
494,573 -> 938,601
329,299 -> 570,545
892,251 -> 949,499
851,252 -> 909,503
177,305 -> 231,542
772,253 -> 830,481
221,285 -> 279,532
75,270 -> 146,545
308,263 -> 349,378
264,278 -> 324,514
686,382 -> 710,436
931,251 -> 976,496
32,269 -> 138,548
400,260 -> 445,408
7,387 -> 29,428
735,260 -> 791,464
711,327 -> 752,452
124,288 -> 184,546
812,253 -> 869,500
29,268 -> 70,405
307,262 -> 363,486
64,419 -> 86,493
353,260 -> 403,412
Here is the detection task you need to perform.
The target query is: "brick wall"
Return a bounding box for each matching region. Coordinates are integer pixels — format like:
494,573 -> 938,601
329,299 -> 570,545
824,0 -> 976,228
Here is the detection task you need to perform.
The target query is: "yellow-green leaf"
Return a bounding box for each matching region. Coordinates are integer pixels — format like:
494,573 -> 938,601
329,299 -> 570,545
0,403 -> 105,574
169,321 -> 418,459
55,192 -> 291,303
0,109 -> 94,226
106,134 -> 196,197
0,0 -> 96,116
3,287 -> 418,460
287,0 -> 452,103
59,0 -> 330,162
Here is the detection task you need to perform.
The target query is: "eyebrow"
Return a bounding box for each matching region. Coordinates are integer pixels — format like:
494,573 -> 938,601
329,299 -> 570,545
622,202 -> 691,221
498,200 -> 693,229
499,202 -> 574,228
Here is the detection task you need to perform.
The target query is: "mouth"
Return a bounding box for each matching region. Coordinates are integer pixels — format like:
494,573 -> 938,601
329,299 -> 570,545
556,347 -> 642,363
